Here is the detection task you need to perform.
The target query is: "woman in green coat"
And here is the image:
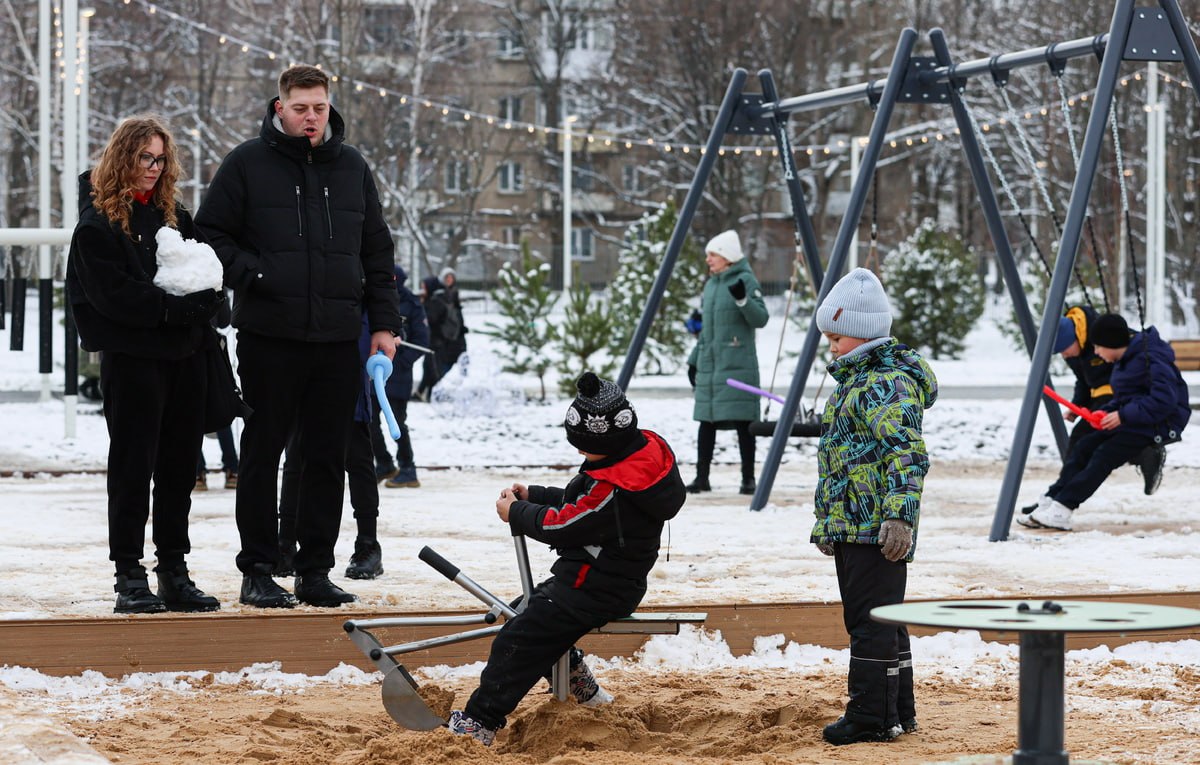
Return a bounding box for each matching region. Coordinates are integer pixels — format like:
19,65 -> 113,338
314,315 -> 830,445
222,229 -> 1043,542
686,230 -> 770,494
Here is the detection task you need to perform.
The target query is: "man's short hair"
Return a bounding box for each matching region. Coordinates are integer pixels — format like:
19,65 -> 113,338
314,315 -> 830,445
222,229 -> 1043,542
278,65 -> 330,101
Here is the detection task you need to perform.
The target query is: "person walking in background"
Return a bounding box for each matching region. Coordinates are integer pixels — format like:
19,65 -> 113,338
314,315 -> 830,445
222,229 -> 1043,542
440,265 -> 468,369
810,267 -> 937,746
372,265 -> 429,488
195,64 -> 402,609
196,290 -> 238,492
686,230 -> 769,495
66,115 -> 222,614
1019,313 -> 1190,532
416,275 -> 461,401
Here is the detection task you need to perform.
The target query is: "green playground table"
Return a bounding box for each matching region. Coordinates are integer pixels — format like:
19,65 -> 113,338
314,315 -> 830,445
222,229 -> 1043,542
871,599 -> 1200,765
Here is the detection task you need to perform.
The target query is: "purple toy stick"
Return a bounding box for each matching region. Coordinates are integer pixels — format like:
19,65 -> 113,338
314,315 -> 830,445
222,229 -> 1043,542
725,377 -> 786,404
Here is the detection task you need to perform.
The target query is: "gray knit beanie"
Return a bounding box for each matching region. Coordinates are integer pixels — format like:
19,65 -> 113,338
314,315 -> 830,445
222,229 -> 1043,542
815,268 -> 892,339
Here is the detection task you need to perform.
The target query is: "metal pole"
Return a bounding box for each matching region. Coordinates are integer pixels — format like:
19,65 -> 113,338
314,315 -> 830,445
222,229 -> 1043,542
191,129 -> 201,212
617,68 -> 749,391
848,137 -> 862,270
990,0 -> 1136,542
37,0 -> 52,400
750,29 -> 918,510
1145,62 -> 1167,330
562,114 -> 574,292
62,0 -> 78,231
929,28 -> 1069,458
79,8 -> 93,173
1013,631 -> 1067,765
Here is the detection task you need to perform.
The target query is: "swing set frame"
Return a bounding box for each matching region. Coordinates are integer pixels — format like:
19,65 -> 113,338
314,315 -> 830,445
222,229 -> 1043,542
614,0 -> 1200,544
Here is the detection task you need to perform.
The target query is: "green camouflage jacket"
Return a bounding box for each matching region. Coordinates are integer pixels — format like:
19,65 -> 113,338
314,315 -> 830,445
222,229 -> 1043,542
810,339 -> 937,561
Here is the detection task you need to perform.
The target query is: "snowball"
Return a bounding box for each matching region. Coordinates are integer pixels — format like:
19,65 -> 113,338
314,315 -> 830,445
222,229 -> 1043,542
153,227 -> 223,295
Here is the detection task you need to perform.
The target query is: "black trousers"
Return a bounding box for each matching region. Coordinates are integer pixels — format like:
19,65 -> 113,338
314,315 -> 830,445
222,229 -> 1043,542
695,420 -> 756,482
834,542 -> 911,728
1049,428 -> 1153,510
101,350 -> 206,575
279,418 -> 379,544
369,395 -> 413,468
464,583 -> 614,731
234,333 -> 359,575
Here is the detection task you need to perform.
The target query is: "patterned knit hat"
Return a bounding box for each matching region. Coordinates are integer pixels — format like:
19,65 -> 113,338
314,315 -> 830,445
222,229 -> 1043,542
1090,313 -> 1132,349
815,268 -> 892,340
564,372 -> 639,454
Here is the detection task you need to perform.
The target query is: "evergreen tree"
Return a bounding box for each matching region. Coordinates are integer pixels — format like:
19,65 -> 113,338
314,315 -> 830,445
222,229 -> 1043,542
609,200 -> 708,375
478,241 -> 559,401
883,219 -> 985,360
554,275 -> 620,397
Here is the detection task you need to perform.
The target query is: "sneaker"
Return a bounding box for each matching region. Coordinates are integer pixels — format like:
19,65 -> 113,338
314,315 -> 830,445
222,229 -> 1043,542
1020,494 -> 1052,515
1138,444 -> 1166,496
294,572 -> 357,607
569,660 -> 613,707
447,710 -> 496,746
194,473 -> 208,492
1017,500 -> 1073,531
223,470 -> 238,490
822,716 -> 900,746
345,538 -> 383,580
114,568 -> 168,614
686,477 -> 711,493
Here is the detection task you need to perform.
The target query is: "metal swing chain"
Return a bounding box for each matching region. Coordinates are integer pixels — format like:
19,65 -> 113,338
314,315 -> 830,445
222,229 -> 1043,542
1109,108 -> 1147,328
1054,73 -> 1112,313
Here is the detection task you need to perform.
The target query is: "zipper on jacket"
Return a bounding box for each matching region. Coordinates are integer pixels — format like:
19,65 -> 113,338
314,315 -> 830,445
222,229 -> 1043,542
323,187 -> 333,239
294,186 -> 303,237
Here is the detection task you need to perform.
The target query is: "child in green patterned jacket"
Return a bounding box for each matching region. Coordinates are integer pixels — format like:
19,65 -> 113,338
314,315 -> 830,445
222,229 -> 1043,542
810,268 -> 938,747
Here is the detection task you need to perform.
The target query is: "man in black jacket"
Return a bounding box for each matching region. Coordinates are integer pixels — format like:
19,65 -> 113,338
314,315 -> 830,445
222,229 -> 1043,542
196,65 -> 402,608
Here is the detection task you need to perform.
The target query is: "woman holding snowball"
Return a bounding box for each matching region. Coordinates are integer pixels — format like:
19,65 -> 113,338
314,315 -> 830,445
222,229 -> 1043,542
66,115 -> 223,615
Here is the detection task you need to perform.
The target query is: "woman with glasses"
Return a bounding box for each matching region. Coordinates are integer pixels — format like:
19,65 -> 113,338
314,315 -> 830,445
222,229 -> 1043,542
66,115 -> 224,614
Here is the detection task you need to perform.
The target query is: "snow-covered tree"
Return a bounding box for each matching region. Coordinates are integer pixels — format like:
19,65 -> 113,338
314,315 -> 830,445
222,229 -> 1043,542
479,240 -> 559,400
554,275 -> 618,396
608,199 -> 707,374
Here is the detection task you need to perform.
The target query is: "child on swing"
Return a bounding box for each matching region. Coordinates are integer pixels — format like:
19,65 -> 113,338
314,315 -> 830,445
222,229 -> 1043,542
1019,312 -> 1190,531
810,268 -> 938,746
448,372 -> 686,746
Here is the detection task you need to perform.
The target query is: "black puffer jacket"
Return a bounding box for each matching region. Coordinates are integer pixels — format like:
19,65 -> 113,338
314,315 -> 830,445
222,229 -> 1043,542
65,173 -> 206,359
194,100 -> 401,342
507,430 -> 686,619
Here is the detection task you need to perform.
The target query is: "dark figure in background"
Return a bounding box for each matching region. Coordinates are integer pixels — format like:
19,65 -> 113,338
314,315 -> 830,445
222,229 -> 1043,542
195,65 -> 402,609
416,275 -> 461,401
686,230 -> 769,495
440,265 -> 468,368
278,315 -> 388,583
372,265 -> 430,488
66,115 -> 222,614
196,290 -> 238,492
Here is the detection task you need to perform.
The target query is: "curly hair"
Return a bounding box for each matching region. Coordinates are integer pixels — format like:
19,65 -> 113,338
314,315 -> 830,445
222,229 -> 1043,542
90,115 -> 181,237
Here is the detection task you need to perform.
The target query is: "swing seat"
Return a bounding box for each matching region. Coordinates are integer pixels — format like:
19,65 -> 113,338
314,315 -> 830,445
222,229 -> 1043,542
748,419 -> 821,438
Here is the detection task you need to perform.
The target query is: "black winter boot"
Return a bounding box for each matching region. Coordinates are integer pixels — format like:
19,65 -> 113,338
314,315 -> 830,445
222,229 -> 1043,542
897,649 -> 916,734
273,538 -> 297,578
241,562 -> 298,608
822,716 -> 899,745
114,567 -> 167,614
295,571 -> 357,607
686,476 -> 711,493
156,564 -> 220,612
345,538 -> 384,580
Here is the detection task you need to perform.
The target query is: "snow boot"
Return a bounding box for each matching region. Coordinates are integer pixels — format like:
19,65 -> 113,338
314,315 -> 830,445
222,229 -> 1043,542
114,567 -> 167,614
1138,444 -> 1166,496
156,564 -> 220,612
822,716 -> 900,745
448,710 -> 496,746
569,658 -> 613,707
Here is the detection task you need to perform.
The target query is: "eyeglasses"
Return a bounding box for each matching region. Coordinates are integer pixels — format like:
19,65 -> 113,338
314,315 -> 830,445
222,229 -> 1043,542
137,153 -> 168,170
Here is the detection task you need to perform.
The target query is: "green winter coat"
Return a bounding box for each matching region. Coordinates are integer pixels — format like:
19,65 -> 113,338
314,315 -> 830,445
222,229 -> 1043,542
688,259 -> 769,422
809,339 -> 937,562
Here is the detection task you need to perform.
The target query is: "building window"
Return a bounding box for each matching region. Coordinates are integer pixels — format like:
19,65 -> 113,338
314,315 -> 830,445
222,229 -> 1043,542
499,96 -> 522,122
571,227 -> 594,261
498,162 -> 524,193
623,165 -> 642,193
498,33 -> 523,59
501,226 -> 523,248
444,160 -> 467,193
572,162 -> 594,192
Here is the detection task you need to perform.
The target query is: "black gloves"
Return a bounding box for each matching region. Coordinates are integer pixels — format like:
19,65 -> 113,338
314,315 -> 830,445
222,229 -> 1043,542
728,279 -> 746,301
688,364 -> 697,389
162,289 -> 223,327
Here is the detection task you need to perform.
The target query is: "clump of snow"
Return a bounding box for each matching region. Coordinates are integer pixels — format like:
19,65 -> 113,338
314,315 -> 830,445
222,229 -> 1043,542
153,227 -> 223,295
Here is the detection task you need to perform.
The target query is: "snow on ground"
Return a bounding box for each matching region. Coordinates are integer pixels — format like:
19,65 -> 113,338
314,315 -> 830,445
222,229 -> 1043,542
1,291 -> 1198,724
